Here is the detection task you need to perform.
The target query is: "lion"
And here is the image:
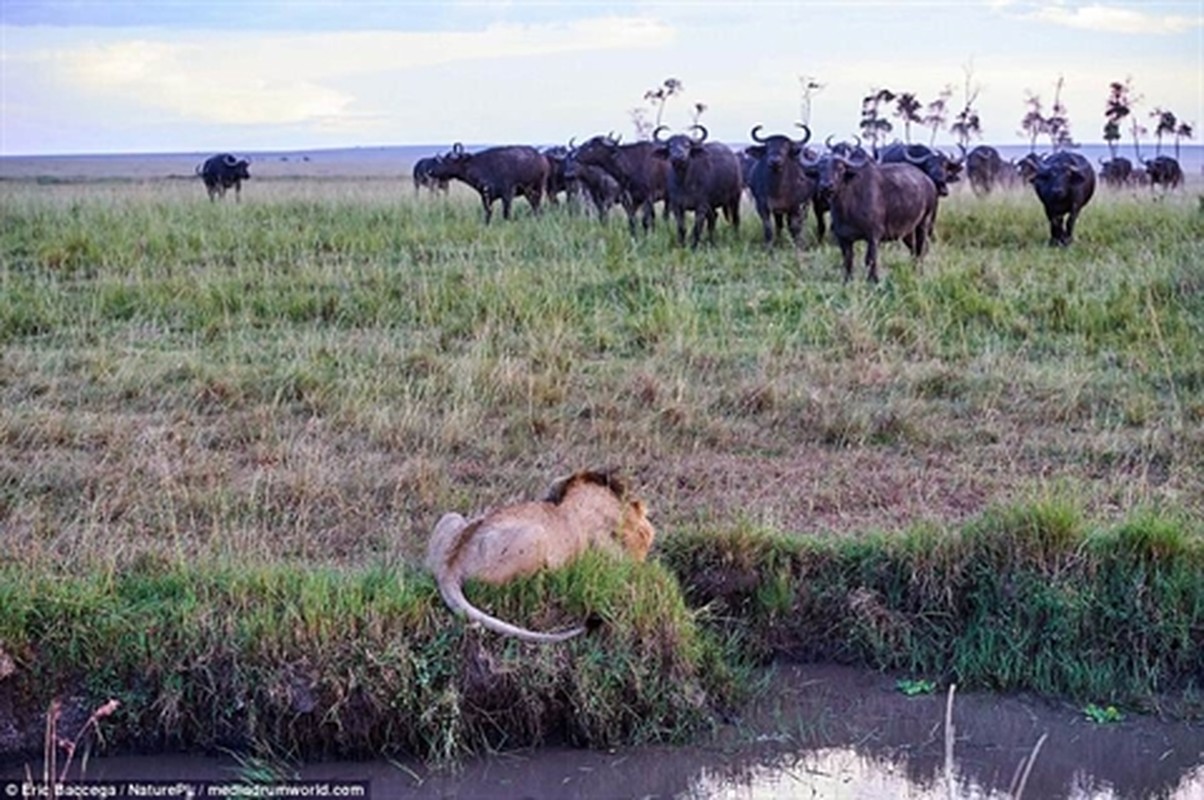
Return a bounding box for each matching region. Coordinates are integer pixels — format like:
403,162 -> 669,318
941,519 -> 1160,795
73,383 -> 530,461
425,469 -> 656,644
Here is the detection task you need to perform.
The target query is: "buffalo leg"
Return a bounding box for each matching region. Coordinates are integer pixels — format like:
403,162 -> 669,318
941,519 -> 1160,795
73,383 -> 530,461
1048,214 -> 1066,247
674,206 -> 688,247
838,239 -> 856,283
757,200 -> 774,245
865,238 -> 880,283
787,210 -> 803,246
1063,210 -> 1080,245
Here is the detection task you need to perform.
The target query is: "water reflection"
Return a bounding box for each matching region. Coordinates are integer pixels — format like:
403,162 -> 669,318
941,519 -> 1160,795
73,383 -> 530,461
4,665 -> 1202,799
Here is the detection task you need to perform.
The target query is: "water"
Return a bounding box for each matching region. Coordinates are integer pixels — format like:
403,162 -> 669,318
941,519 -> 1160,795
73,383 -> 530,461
2,144 -> 1201,181
5,665 -> 1202,799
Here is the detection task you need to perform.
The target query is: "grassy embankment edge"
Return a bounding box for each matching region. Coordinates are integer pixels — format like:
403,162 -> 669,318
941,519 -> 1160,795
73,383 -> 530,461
2,500 -> 1201,764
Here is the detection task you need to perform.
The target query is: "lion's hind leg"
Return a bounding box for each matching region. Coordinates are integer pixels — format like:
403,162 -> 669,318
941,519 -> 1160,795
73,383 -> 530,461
426,512 -> 468,573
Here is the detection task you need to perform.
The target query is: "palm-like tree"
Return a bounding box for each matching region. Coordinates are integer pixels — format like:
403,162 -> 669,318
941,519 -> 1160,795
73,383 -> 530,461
893,92 -> 923,143
922,86 -> 953,147
1173,121 -> 1194,160
1104,80 -> 1131,160
1151,108 -> 1177,156
859,88 -> 895,155
645,78 -> 684,128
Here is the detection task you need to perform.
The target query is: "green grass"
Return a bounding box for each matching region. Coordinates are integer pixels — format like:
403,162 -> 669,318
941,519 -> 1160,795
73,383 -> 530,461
1,177 -> 1202,760
660,502 -> 1204,714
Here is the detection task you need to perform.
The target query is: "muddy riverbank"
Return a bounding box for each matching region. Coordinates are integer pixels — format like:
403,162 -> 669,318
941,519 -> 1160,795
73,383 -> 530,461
5,665 -> 1202,799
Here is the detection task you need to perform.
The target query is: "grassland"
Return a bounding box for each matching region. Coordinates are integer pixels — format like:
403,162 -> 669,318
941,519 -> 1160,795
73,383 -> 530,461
0,174 -> 1202,761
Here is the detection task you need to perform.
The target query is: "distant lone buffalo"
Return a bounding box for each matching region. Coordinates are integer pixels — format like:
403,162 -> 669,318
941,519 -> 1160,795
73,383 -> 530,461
1019,152 -> 1096,246
196,153 -> 251,201
1144,155 -> 1183,191
427,143 -> 549,223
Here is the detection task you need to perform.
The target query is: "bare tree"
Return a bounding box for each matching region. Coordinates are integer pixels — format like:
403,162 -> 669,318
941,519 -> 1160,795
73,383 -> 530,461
1020,91 -> 1047,152
645,77 -> 684,128
893,92 -> 923,143
1151,108 -> 1177,156
629,107 -> 653,140
950,61 -> 982,156
1046,75 -> 1074,151
1174,120 -> 1194,161
922,85 -> 953,147
859,87 -> 895,155
798,75 -> 824,127
690,102 -> 708,126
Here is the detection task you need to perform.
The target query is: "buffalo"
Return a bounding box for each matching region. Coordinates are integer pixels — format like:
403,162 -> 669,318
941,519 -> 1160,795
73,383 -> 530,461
541,146 -> 572,205
412,156 -> 449,195
1098,156 -> 1133,188
652,125 -> 743,248
427,143 -> 549,223
966,145 -> 1012,195
744,123 -> 817,246
878,142 -> 962,197
1144,156 -> 1184,190
572,133 -> 669,236
196,153 -> 251,202
1019,151 -> 1096,246
804,145 -> 937,283
562,149 -> 622,222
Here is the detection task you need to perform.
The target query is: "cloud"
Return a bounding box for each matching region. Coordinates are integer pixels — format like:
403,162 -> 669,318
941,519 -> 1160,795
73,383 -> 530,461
1018,4 -> 1201,35
27,16 -> 673,127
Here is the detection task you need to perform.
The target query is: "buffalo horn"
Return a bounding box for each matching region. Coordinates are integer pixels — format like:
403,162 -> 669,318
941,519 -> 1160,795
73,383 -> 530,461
794,123 -> 812,147
902,147 -> 929,166
690,124 -> 708,144
750,125 -> 768,143
825,134 -> 837,150
222,154 -> 238,166
652,125 -> 671,143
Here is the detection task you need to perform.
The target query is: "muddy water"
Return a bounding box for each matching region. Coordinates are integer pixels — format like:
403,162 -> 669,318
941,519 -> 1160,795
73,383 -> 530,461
5,665 -> 1203,798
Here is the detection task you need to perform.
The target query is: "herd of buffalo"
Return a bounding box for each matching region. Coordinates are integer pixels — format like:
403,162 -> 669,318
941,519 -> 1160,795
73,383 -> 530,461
196,127 -> 1187,282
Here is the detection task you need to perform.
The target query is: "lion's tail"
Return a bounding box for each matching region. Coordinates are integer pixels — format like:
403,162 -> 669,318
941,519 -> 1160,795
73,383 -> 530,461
436,573 -> 587,644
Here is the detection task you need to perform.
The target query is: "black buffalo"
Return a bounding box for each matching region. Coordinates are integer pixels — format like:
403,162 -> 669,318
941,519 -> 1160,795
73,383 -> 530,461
1019,151 -> 1096,246
878,142 -> 962,197
412,156 -> 449,195
744,123 -> 817,246
541,146 -> 572,205
196,153 -> 251,202
1144,155 -> 1184,190
652,125 -> 743,248
809,135 -> 866,242
572,133 -> 669,236
966,145 -> 1012,195
805,146 -> 937,283
563,149 -> 622,222
427,143 -> 549,223
1098,156 -> 1133,188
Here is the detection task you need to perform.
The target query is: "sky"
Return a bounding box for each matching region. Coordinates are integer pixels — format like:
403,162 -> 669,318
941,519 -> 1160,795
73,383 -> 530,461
1,1 -> 1200,156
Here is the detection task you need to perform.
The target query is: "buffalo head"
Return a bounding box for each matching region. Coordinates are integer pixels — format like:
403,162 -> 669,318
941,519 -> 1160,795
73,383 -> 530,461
746,123 -> 812,172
